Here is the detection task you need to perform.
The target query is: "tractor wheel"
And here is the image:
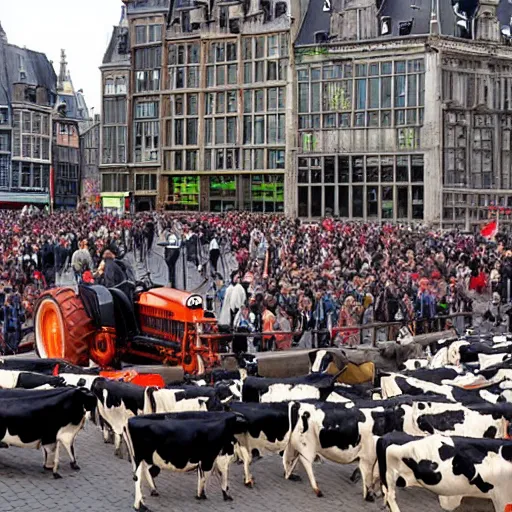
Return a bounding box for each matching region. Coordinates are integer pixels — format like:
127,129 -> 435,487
34,287 -> 96,366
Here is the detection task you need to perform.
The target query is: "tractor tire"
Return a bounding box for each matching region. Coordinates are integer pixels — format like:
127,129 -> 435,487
34,287 -> 96,366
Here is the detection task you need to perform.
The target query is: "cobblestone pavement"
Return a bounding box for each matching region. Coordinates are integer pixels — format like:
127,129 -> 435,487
0,421 -> 446,512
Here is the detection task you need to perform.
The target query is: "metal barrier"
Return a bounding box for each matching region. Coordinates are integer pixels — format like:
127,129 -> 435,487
200,311 -> 475,350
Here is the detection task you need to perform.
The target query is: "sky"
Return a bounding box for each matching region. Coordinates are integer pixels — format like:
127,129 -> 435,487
0,0 -> 123,113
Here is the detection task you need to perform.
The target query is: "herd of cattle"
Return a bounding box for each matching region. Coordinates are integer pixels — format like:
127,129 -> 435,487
4,337 -> 512,511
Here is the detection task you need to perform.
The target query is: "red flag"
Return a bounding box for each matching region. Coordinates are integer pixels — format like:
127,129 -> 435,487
480,219 -> 497,239
49,166 -> 55,211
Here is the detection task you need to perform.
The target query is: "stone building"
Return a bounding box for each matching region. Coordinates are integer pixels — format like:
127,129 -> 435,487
100,7 -> 131,211
0,22 -> 56,209
80,114 -> 101,207
52,50 -> 89,210
100,0 -> 512,224
100,0 -> 294,212
294,0 -> 512,227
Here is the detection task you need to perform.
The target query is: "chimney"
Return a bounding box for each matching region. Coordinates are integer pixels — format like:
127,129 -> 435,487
474,0 -> 500,42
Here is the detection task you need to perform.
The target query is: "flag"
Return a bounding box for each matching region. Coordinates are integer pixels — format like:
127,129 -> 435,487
480,219 -> 498,239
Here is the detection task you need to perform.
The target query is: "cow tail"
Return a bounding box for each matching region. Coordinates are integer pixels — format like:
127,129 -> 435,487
123,424 -> 138,476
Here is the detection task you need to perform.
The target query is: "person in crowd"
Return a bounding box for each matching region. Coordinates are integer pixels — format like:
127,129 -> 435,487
71,239 -> 93,284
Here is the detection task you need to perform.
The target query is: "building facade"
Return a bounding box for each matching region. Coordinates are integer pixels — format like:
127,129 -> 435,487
100,0 -> 512,225
293,0 -> 512,227
100,7 -> 131,211
0,22 -> 56,208
100,0 -> 295,213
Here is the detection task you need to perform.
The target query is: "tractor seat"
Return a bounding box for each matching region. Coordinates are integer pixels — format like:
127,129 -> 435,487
109,287 -> 138,338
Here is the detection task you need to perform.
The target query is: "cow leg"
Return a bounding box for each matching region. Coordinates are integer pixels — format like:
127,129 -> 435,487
196,468 -> 208,500
114,433 -> 123,458
52,441 -> 62,479
215,455 -> 233,501
237,443 -> 254,487
381,480 -> 401,512
42,443 -> 56,471
143,465 -> 159,497
133,463 -> 150,511
282,443 -> 302,482
298,454 -> 323,497
359,459 -> 376,501
58,422 -> 84,471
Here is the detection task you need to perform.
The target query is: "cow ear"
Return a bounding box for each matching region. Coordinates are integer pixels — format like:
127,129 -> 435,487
308,350 -> 318,364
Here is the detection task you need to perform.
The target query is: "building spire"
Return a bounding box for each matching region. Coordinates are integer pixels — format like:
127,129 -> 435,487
119,5 -> 128,26
0,21 -> 7,44
58,49 -> 67,90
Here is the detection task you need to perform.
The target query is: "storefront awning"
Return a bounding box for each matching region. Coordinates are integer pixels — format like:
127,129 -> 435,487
0,191 -> 49,205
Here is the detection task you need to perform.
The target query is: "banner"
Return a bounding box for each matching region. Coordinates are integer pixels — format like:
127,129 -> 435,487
480,219 -> 498,240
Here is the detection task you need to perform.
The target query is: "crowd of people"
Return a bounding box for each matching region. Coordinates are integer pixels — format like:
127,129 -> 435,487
0,204 -> 509,354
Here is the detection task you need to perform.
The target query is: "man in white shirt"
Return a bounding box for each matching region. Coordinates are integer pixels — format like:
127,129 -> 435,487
163,230 -> 181,288
209,234 -> 220,274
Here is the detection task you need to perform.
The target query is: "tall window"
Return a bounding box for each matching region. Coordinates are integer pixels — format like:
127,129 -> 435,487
297,58 -> 425,130
206,41 -> 238,88
135,47 -> 162,92
11,110 -> 51,162
135,24 -> 162,44
134,100 -> 160,163
168,42 -> 200,90
242,34 -> 288,85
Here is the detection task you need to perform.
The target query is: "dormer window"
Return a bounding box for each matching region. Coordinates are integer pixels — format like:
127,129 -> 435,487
314,31 -> 329,44
380,16 -> 391,35
399,20 -> 413,36
275,1 -> 287,17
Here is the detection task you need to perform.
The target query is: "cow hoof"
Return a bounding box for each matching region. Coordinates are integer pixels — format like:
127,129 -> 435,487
115,449 -> 122,459
70,462 -> 80,471
365,493 -> 375,503
134,504 -> 151,512
150,490 -> 159,497
288,474 -> 301,482
244,480 -> 255,488
0,442 -> 8,448
43,466 -> 53,472
196,492 -> 207,500
53,473 -> 62,480
236,459 -> 243,465
315,489 -> 323,498
350,468 -> 361,483
222,491 -> 233,502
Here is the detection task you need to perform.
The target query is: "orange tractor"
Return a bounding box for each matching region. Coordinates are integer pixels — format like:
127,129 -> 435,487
34,277 -> 226,375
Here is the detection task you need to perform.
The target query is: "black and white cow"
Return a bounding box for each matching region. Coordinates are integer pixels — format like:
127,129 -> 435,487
377,432 -> 512,512
228,401 -> 294,487
91,379 -> 145,457
0,369 -> 66,390
127,411 -> 247,511
242,373 -> 338,403
308,349 -> 347,374
0,387 -> 95,478
143,386 -> 224,414
283,400 -> 407,500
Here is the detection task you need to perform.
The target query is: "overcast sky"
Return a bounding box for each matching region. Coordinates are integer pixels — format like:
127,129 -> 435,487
0,0 -> 123,113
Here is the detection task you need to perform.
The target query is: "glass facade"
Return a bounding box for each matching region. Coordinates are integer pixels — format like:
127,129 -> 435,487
297,155 -> 424,219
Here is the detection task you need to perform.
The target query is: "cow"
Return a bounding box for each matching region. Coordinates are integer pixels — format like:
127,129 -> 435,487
0,387 -> 95,478
380,373 -> 456,400
228,401 -> 297,487
377,432 -> 512,512
127,411 -> 247,511
400,367 -> 463,384
400,359 -> 429,371
242,373 -> 338,403
283,400 -> 407,500
308,349 -> 347,373
0,370 -> 66,390
143,386 -> 223,414
91,378 -> 145,458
